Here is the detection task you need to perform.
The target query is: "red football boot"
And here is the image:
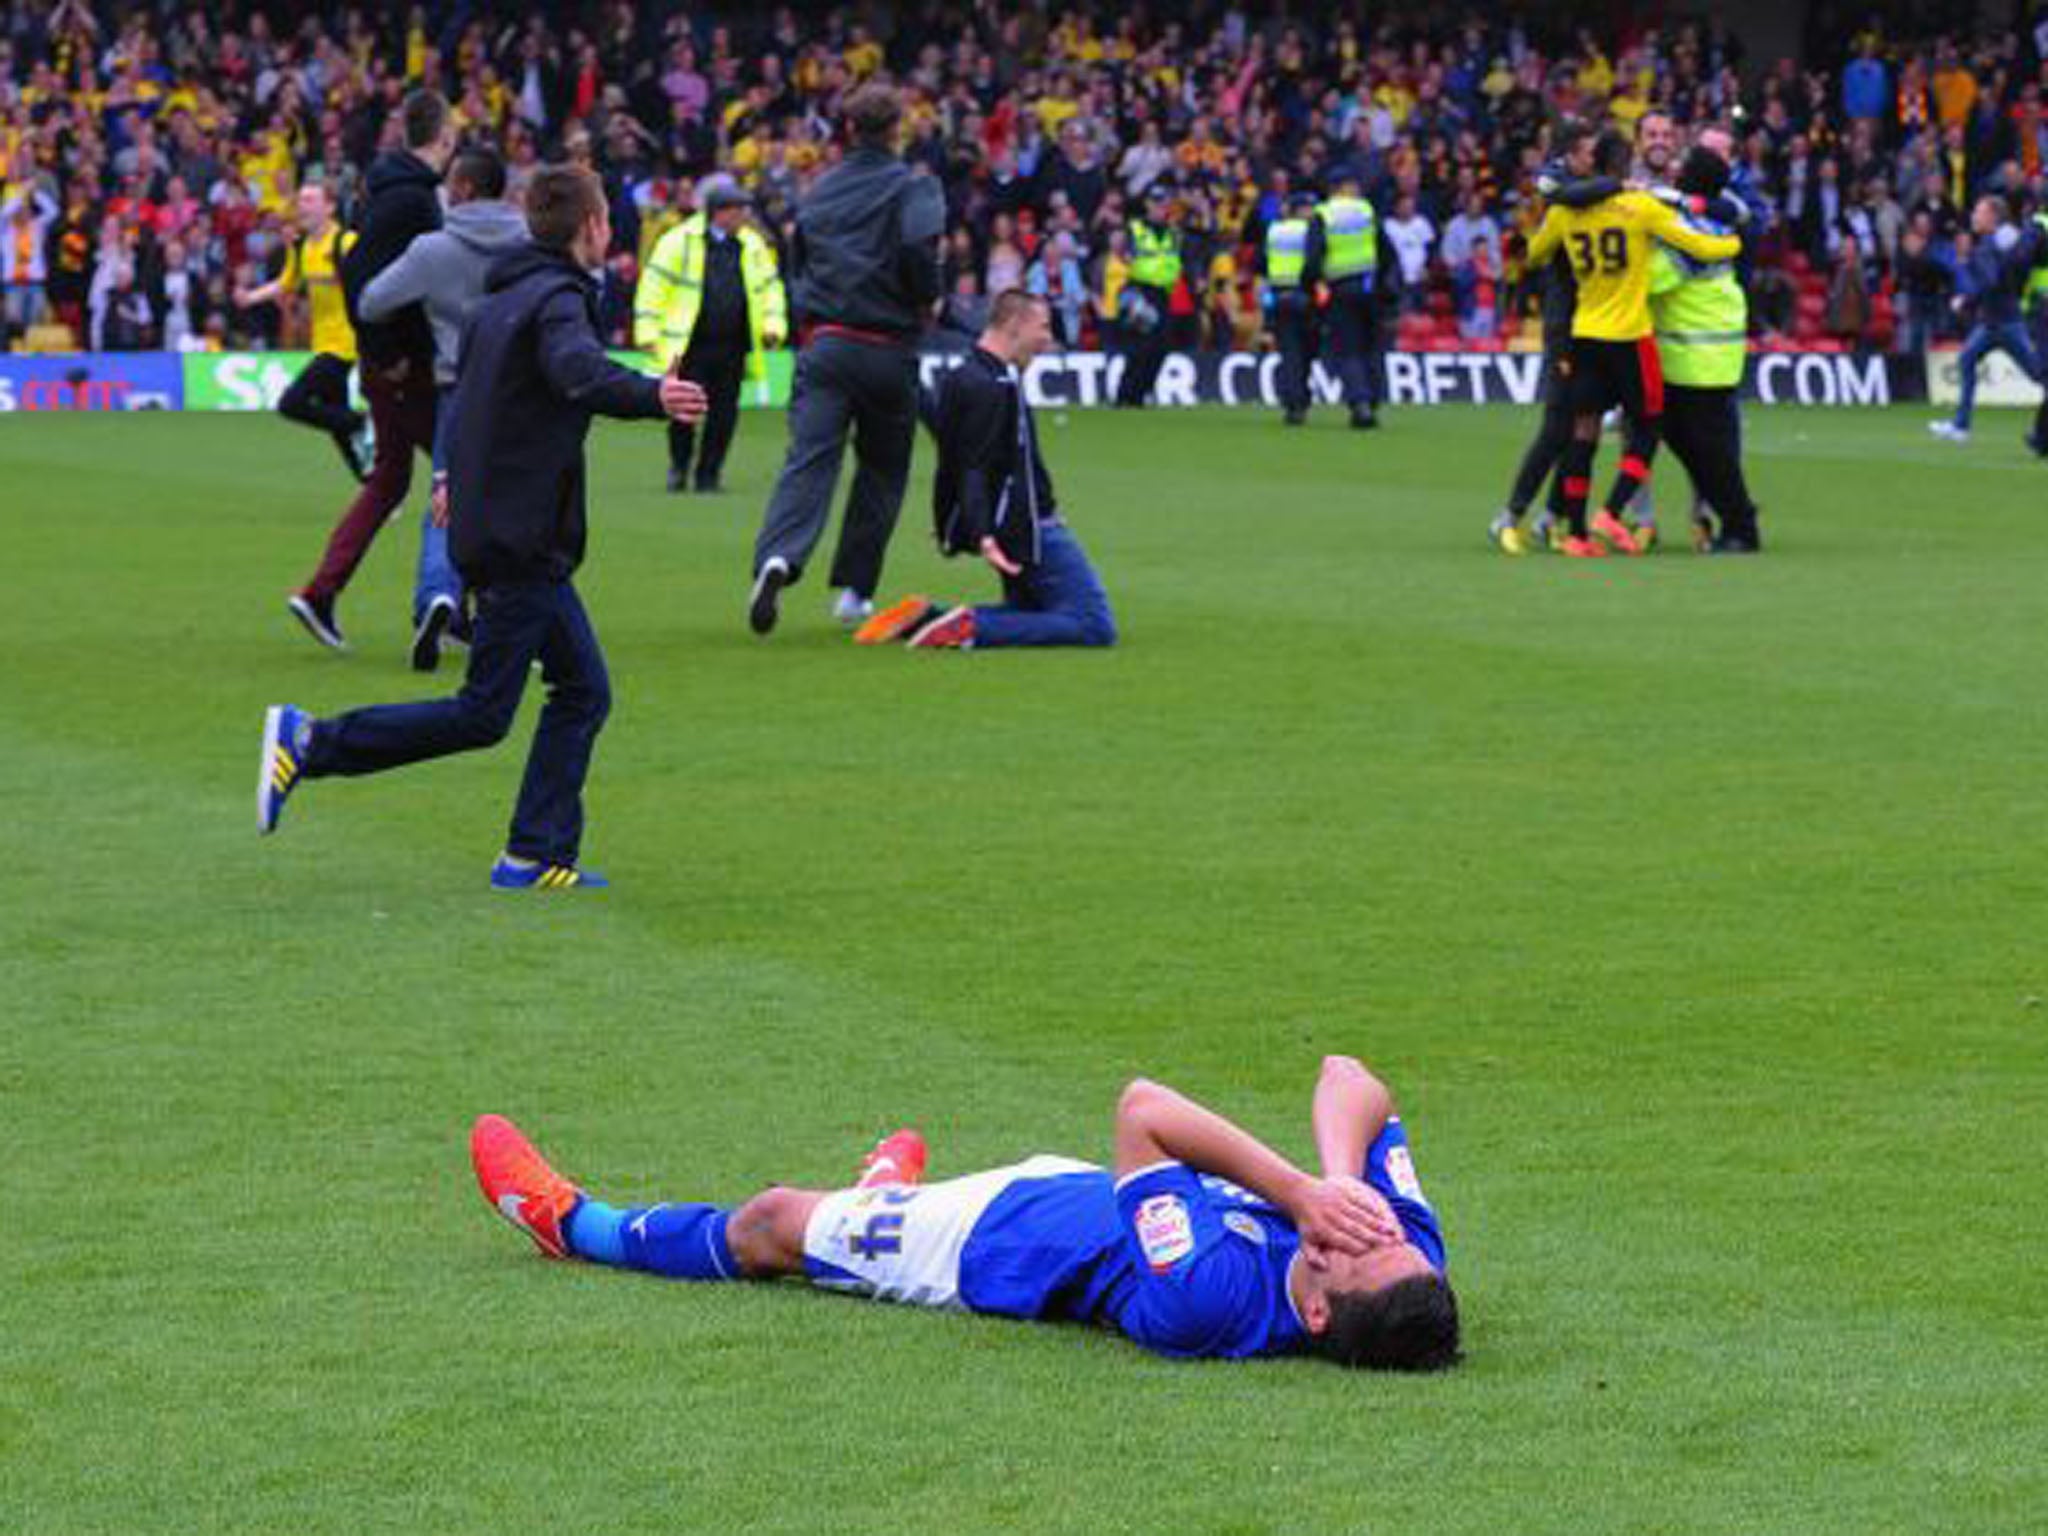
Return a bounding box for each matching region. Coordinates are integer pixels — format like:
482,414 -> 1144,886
856,1128 -> 929,1190
471,1114 -> 584,1259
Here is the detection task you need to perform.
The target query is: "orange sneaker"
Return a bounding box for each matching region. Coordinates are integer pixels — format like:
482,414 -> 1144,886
1590,510 -> 1643,556
471,1113 -> 584,1259
856,1128 -> 929,1190
854,596 -> 939,645
1559,536 -> 1610,559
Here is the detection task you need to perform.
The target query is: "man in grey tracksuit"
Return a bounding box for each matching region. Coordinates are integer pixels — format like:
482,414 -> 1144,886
360,147 -> 529,670
748,82 -> 946,636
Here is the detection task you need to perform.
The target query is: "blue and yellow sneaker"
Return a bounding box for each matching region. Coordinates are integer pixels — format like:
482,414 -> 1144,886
489,855 -> 610,891
257,704 -> 309,835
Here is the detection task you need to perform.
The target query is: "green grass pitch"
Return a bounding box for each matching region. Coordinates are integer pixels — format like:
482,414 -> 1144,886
3,400 -> 2045,1534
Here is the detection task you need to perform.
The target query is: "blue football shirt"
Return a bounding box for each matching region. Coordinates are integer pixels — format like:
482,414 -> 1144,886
954,1118 -> 1445,1360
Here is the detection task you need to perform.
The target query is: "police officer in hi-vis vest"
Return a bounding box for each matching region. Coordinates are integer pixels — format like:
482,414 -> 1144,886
1262,190 -> 1318,424
1647,146 -> 1762,554
1306,171 -> 1382,429
1114,182 -> 1183,408
634,176 -> 788,494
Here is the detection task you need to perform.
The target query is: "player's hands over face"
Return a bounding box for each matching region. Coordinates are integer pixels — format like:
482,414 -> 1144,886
660,375 -> 708,422
980,535 -> 1022,576
1293,1175 -> 1403,1266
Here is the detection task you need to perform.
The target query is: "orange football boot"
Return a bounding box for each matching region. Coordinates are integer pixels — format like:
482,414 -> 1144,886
471,1114 -> 584,1259
1590,510 -> 1644,556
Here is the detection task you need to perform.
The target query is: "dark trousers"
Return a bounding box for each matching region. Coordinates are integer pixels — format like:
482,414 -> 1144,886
1505,357 -> 1575,516
302,579 -> 611,865
302,361 -> 437,600
1114,286 -> 1173,406
972,522 -> 1117,648
669,340 -> 747,488
277,352 -> 362,438
1272,293 -> 1315,415
1950,318 -> 2042,430
755,333 -> 917,598
1326,281 -> 1379,412
1660,384 -> 1760,543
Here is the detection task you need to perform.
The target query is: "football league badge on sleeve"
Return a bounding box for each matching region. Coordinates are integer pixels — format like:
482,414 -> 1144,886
1137,1195 -> 1195,1272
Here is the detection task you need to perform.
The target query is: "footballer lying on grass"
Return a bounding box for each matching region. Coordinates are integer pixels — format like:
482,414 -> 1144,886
474,1053 -> 1460,1370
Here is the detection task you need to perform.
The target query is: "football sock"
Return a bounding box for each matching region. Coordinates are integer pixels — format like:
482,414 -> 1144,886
1603,420 -> 1660,518
1558,438 -> 1597,536
568,1200 -> 740,1281
564,1198 -> 629,1264
1507,419 -> 1572,516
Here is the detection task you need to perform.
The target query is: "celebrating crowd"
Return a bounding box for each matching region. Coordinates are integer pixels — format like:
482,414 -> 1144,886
7,1 -> 2048,359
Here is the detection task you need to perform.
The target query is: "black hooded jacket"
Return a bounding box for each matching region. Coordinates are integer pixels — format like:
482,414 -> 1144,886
446,244 -> 664,587
342,150 -> 442,369
788,146 -> 945,338
929,346 -> 1055,569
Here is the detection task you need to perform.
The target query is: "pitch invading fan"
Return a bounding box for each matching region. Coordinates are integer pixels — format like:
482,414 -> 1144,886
747,82 -> 946,638
1928,195 -> 2048,446
357,147 -> 530,670
1523,130 -> 1740,559
255,167 -> 706,891
284,90 -> 459,654
473,1052 -> 1460,1372
856,290 -> 1117,651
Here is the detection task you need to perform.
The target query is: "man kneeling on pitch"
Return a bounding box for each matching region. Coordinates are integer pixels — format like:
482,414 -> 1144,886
473,1052 -> 1459,1371
856,290 -> 1117,650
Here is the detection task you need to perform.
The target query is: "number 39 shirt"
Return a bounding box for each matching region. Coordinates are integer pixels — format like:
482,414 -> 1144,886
1526,190 -> 1739,341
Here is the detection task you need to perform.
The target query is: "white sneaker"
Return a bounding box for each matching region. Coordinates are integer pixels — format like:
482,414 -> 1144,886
1928,420 -> 1970,442
832,589 -> 874,626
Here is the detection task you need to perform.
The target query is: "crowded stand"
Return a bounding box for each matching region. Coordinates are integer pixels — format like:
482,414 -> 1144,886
2,1 -> 2044,361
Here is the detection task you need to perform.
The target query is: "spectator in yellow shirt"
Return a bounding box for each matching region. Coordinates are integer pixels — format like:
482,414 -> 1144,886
844,27 -> 883,80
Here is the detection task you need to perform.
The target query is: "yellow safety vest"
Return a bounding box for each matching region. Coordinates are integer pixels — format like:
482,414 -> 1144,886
1648,238 -> 1748,389
633,214 -> 788,376
1265,217 -> 1309,288
1317,195 -> 1378,281
2027,213 -> 2048,309
1128,220 -> 1181,290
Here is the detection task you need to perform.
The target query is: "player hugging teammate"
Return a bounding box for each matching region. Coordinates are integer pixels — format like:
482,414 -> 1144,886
1498,125 -> 1744,559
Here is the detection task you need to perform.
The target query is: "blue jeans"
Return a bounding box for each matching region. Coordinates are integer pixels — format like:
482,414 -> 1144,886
973,522 -> 1117,648
1952,319 -> 2043,429
414,386 -> 463,621
303,579 -> 611,865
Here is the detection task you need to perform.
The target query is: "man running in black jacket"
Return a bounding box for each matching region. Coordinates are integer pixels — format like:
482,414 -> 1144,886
287,90 -> 456,655
255,166 -> 706,891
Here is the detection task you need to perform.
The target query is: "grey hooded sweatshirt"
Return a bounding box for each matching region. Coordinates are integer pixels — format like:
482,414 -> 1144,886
358,200 -> 530,384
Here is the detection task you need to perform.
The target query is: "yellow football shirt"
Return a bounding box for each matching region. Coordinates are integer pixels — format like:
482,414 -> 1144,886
1527,191 -> 1740,341
283,226 -> 357,362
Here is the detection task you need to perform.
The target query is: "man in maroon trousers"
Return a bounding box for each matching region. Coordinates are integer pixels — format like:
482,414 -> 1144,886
287,90 -> 458,655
